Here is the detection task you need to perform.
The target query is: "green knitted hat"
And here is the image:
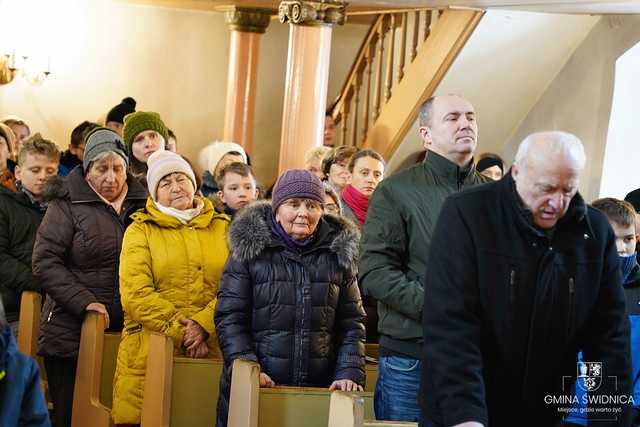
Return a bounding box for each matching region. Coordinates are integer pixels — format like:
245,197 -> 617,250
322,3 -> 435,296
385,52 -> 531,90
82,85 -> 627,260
122,111 -> 169,154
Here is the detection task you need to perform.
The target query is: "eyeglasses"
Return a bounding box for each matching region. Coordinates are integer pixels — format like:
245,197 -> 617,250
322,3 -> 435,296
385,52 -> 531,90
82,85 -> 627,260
324,203 -> 339,215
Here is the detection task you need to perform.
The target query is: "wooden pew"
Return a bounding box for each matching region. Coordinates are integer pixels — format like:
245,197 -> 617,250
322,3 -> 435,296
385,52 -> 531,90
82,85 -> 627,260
71,312 -> 120,427
141,332 -> 224,427
328,391 -> 417,427
17,291 -> 42,356
228,359 -> 375,427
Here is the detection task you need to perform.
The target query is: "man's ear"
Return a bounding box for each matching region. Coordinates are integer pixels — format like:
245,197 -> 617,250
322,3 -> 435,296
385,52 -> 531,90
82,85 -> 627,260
217,190 -> 225,204
14,165 -> 21,181
252,188 -> 259,200
511,163 -> 519,181
419,126 -> 431,151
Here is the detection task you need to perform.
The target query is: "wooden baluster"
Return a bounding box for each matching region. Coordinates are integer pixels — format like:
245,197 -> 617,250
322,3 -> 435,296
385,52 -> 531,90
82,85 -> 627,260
424,10 -> 432,41
411,11 -> 419,62
341,98 -> 350,147
398,12 -> 407,83
351,78 -> 360,147
362,45 -> 373,142
372,17 -> 385,121
384,14 -> 395,103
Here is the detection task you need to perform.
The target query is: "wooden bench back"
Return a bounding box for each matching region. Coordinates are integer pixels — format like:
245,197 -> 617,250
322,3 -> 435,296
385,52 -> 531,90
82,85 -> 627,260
328,391 -> 417,427
71,312 -> 120,427
229,359 -> 375,427
17,291 -> 42,356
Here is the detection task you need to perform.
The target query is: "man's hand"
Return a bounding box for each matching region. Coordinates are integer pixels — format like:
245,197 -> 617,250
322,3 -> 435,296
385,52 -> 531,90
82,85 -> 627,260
329,379 -> 363,392
85,303 -> 109,329
259,372 -> 275,388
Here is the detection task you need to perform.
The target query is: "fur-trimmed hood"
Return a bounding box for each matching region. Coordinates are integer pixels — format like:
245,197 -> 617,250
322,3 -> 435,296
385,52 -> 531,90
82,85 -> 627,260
228,201 -> 361,275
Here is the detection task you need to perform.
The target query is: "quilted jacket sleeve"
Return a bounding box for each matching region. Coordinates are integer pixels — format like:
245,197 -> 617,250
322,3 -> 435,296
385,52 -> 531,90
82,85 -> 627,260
214,255 -> 258,365
333,273 -> 366,385
32,200 -> 97,316
0,206 -> 38,295
119,222 -> 184,346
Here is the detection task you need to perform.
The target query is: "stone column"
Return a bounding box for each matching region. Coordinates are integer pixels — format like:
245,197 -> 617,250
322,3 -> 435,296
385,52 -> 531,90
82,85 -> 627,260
277,1 -> 346,174
223,7 -> 272,155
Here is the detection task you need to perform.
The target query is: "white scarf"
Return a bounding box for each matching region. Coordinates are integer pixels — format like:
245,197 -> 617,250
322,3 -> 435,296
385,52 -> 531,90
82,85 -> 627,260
155,197 -> 205,224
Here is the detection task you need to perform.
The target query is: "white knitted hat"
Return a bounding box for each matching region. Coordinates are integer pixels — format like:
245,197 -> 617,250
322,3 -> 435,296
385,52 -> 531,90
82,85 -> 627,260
199,141 -> 247,173
146,150 -> 197,201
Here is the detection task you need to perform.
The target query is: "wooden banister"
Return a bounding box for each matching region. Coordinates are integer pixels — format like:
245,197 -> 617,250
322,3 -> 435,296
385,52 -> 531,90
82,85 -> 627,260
328,391 -> 417,427
72,312 -> 113,427
17,291 -> 42,356
329,7 -> 447,150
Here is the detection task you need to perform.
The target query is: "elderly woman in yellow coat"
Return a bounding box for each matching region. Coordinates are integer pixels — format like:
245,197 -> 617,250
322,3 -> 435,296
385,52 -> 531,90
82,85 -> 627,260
112,150 -> 229,425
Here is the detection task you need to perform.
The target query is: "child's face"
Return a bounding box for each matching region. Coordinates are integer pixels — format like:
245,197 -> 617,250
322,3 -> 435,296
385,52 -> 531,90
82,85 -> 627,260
610,220 -> 636,257
219,173 -> 258,210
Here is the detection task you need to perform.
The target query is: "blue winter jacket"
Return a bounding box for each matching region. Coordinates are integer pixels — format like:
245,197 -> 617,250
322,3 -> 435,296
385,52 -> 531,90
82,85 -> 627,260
566,265 -> 640,425
0,326 -> 51,427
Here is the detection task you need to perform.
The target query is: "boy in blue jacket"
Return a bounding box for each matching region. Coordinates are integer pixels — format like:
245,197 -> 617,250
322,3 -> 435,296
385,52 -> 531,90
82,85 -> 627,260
0,297 -> 51,427
566,198 -> 640,426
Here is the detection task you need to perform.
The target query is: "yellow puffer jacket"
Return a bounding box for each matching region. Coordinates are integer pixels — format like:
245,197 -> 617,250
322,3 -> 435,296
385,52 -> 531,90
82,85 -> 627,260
112,196 -> 229,424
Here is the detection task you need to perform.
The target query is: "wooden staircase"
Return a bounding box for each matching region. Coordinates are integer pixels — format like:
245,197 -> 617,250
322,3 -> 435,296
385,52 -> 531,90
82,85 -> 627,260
330,8 -> 484,159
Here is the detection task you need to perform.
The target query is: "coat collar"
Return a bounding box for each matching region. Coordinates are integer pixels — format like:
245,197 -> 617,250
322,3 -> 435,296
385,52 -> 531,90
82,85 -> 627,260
422,150 -> 478,182
228,201 -> 360,275
501,170 -> 594,240
130,196 -> 227,229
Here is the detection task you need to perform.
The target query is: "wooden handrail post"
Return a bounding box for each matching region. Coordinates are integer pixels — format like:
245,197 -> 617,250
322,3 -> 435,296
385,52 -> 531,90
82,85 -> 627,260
411,11 -> 419,62
362,46 -> 373,141
372,18 -> 385,121
423,10 -> 432,41
384,14 -> 396,104
398,13 -> 407,82
351,79 -> 360,147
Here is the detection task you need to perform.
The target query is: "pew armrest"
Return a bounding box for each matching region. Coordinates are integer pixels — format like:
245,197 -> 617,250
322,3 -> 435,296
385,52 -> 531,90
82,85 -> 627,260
229,359 -> 261,427
141,332 -> 174,427
17,291 -> 42,356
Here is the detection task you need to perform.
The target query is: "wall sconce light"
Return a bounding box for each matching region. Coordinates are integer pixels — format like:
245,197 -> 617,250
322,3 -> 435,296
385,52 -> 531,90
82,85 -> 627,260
0,51 -> 51,85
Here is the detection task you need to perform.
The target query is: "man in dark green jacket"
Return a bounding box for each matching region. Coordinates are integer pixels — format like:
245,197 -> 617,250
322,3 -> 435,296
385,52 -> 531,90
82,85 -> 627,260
359,95 -> 487,422
0,134 -> 59,334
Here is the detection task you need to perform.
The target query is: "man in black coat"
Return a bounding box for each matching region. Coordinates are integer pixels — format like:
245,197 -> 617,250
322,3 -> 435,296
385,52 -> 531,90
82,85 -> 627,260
421,131 -> 631,427
0,135 -> 59,334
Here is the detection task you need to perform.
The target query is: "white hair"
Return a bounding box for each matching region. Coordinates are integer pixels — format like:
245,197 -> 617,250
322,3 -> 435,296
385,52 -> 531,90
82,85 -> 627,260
514,131 -> 586,170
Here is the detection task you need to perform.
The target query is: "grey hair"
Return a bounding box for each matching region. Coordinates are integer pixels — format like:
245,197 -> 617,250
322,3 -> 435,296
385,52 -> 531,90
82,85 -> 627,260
514,131 -> 586,170
88,151 -> 127,169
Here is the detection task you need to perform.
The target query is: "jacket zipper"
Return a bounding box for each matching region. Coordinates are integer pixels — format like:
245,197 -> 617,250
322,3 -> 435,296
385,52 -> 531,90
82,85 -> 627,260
509,270 -> 516,302
567,277 -> 575,337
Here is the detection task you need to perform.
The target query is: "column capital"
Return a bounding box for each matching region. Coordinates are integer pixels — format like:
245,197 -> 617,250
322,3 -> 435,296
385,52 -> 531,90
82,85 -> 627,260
224,7 -> 273,34
278,1 -> 347,26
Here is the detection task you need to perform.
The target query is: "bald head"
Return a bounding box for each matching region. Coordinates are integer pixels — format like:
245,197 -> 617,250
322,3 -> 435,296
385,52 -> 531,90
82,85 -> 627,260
512,131 -> 586,229
514,131 -> 586,172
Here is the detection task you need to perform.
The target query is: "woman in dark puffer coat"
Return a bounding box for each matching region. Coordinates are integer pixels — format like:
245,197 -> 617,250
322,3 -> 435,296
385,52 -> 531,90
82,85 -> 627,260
215,170 -> 366,427
32,128 -> 147,427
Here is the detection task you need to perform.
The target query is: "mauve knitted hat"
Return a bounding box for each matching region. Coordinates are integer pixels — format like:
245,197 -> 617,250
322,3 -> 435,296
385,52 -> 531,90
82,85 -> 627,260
271,169 -> 324,213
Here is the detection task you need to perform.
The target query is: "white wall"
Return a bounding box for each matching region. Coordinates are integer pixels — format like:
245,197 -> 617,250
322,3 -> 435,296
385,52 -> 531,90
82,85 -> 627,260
0,0 -> 368,185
